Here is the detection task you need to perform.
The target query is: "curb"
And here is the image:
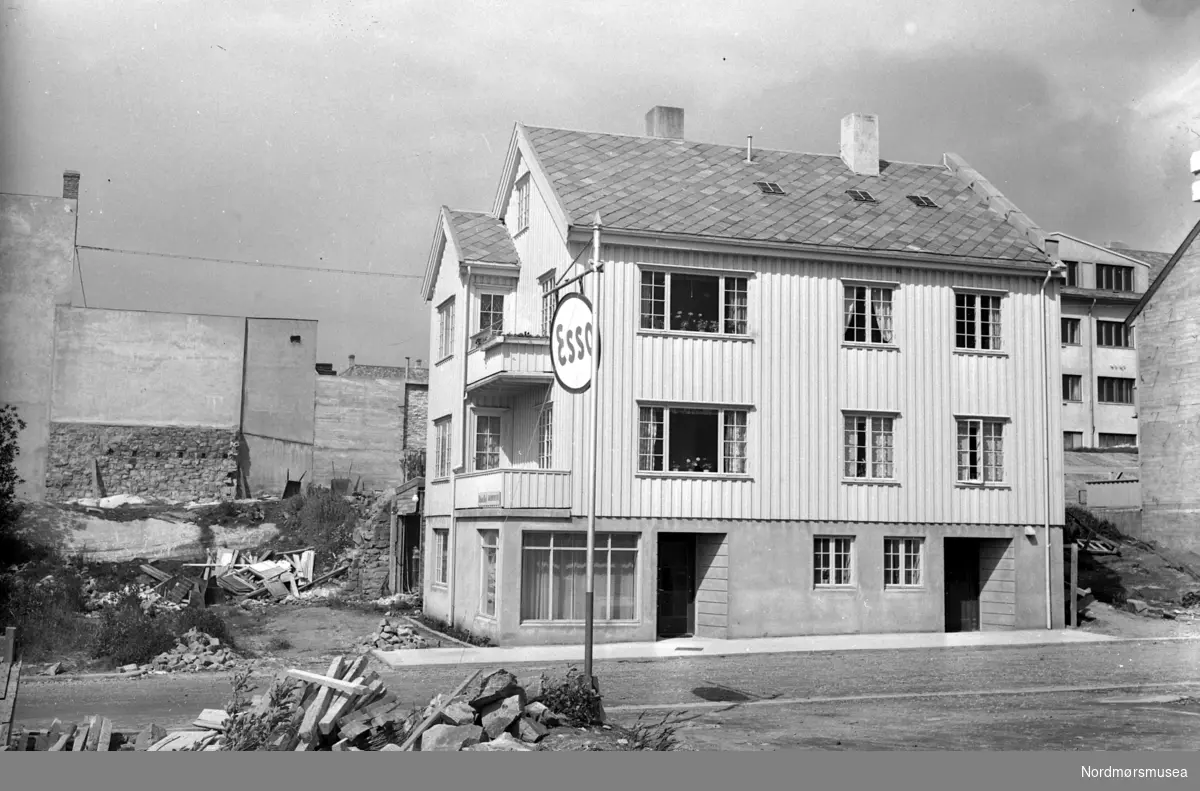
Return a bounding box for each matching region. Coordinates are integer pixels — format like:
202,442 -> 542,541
399,616 -> 475,649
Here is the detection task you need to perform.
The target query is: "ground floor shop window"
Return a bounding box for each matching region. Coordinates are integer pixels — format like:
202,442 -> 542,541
480,530 -> 498,617
520,532 -> 639,621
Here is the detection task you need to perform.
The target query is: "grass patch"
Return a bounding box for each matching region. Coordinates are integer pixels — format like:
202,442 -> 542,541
618,712 -> 681,751
410,612 -> 492,646
265,635 -> 292,652
268,485 -> 356,569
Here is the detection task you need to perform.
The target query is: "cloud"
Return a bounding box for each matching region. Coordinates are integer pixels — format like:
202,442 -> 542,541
1139,0 -> 1200,21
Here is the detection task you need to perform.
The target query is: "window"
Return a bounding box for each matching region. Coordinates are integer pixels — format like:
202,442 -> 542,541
906,195 -> 938,208
477,293 -> 504,341
474,414 -> 502,470
843,414 -> 895,480
754,181 -> 785,195
814,537 -> 854,587
843,285 -> 894,345
1096,320 -> 1133,348
437,299 -> 456,360
884,538 -> 923,587
955,292 -> 1003,351
1061,317 -> 1081,345
540,271 -> 557,336
1098,433 -> 1137,449
1097,377 -> 1135,405
520,532 -> 638,621
1063,260 -> 1078,287
1096,264 -> 1133,292
432,528 -> 449,586
638,405 -> 749,474
1064,431 -> 1084,450
956,419 -> 1005,483
639,270 -> 749,335
515,174 -> 530,233
537,404 -> 553,469
846,189 -> 876,203
480,530 -> 498,617
1062,375 -> 1082,402
433,417 -> 452,478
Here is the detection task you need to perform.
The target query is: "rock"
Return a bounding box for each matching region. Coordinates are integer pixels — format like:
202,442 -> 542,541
465,732 -> 536,752
120,663 -> 140,673
183,653 -> 198,663
41,662 -> 63,677
134,724 -> 167,751
419,723 -> 484,752
441,698 -> 478,727
469,669 -> 522,709
516,716 -> 550,743
1124,598 -> 1149,614
524,701 -> 549,721
523,676 -> 545,703
1162,610 -> 1177,620
379,744 -> 403,751
208,637 -> 220,647
480,693 -> 525,740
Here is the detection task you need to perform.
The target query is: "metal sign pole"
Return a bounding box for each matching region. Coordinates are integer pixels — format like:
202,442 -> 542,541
584,213 -> 602,686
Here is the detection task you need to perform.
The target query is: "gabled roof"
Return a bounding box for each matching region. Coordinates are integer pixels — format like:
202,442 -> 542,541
1114,247 -> 1173,284
1127,218 -> 1200,325
421,206 -> 520,302
513,125 -> 1052,266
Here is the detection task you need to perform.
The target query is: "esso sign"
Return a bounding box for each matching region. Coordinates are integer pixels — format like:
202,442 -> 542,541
551,292 -> 600,393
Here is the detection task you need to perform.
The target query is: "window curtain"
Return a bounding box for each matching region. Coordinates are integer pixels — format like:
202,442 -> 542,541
871,419 -> 893,478
723,412 -> 747,474
870,288 -> 893,343
552,533 -> 587,620
521,546 -> 550,621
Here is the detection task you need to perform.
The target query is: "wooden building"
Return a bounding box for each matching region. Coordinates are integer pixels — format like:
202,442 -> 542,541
421,107 -> 1067,645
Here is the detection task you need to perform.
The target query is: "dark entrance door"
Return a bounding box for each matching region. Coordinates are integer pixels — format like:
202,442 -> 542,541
944,538 -> 981,632
657,534 -> 696,638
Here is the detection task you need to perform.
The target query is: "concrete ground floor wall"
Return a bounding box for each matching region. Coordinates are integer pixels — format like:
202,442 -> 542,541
45,422 -> 238,502
422,515 -> 1066,646
240,433 -> 313,499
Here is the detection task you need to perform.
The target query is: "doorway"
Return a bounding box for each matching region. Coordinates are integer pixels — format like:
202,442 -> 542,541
944,538 -> 981,632
657,534 -> 696,638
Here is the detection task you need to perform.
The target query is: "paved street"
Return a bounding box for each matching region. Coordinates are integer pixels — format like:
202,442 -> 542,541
13,638 -> 1200,749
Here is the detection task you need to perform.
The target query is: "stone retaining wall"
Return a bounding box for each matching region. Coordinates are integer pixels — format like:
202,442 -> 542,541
46,422 -> 239,502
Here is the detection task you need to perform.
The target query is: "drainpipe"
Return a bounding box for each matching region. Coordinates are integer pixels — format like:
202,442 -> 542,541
448,264 -> 474,628
1041,260 -> 1066,630
1087,299 -> 1097,447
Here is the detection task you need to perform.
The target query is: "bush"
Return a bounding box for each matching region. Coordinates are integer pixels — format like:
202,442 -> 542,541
538,667 -> 605,726
90,592 -> 176,666
1065,505 -> 1125,544
619,712 -> 681,751
0,570 -> 93,661
173,607 -> 235,648
281,486 -> 357,568
213,668 -> 301,751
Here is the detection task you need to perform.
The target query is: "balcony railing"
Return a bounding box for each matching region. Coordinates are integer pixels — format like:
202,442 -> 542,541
454,468 -> 571,510
466,334 -> 553,393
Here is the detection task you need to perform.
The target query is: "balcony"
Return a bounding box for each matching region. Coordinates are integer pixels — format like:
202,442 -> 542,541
466,334 -> 554,396
454,468 -> 572,512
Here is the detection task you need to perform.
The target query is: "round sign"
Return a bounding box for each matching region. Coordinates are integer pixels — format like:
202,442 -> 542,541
551,292 -> 601,393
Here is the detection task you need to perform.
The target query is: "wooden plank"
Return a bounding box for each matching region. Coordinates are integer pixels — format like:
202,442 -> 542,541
73,717 -> 94,751
47,723 -> 77,751
194,709 -> 228,731
2,626 -> 14,663
695,589 -> 728,604
286,668 -> 367,697
318,674 -> 368,736
1071,542 -> 1079,628
0,659 -> 23,747
84,715 -> 104,751
298,657 -> 349,745
398,669 -> 481,751
139,565 -> 172,583
95,717 -> 113,751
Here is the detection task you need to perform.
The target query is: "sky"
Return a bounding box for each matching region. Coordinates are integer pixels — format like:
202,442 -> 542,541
2,0 -> 1198,368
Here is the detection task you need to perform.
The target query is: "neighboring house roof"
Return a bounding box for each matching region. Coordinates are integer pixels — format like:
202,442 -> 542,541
1127,218 -> 1200,324
340,364 -> 408,379
446,210 -> 520,265
1060,286 -> 1140,304
517,125 -> 1051,265
1114,247 -> 1173,284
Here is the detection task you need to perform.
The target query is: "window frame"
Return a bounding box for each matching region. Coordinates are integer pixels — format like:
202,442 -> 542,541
536,402 -> 553,469
883,537 -> 924,589
479,529 -> 498,618
475,291 -> 506,345
955,416 -> 1008,486
1098,433 -> 1137,449
953,288 -> 1005,353
1060,317 -> 1081,346
1062,374 -> 1082,402
1097,377 -> 1135,405
432,528 -> 449,587
519,531 -> 640,623
1095,263 -> 1133,293
1063,260 -> 1079,287
514,174 -> 531,234
539,270 -> 558,337
1063,431 -> 1084,450
433,416 -> 452,479
841,411 -> 898,483
1095,320 -> 1133,349
636,402 -> 752,477
637,267 -> 752,338
842,280 -> 898,347
436,297 -> 456,361
472,408 -> 507,472
813,536 -> 855,588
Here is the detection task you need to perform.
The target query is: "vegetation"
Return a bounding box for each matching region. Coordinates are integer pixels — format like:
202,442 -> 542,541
212,668 -> 301,751
618,711 -> 681,751
537,666 -> 606,726
411,612 -> 493,646
0,404 -> 28,560
276,484 -> 357,568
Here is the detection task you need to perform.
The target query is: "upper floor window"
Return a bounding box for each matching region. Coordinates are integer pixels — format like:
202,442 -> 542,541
515,175 -> 530,233
477,293 -> 504,343
1064,260 -> 1078,287
956,418 -> 1004,484
1098,433 -> 1137,449
1062,375 -> 1082,402
638,404 -> 748,474
1096,320 -> 1133,348
1097,377 -> 1135,405
955,292 -> 1002,351
844,285 -> 894,345
1096,264 -> 1133,292
843,414 -> 895,480
433,417 -> 452,478
537,404 -> 553,469
540,271 -> 557,336
437,298 -> 455,360
474,413 -> 502,471
1061,317 -> 1081,346
639,270 -> 749,335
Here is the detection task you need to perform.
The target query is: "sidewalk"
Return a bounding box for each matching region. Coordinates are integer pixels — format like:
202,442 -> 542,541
373,628 -> 1116,669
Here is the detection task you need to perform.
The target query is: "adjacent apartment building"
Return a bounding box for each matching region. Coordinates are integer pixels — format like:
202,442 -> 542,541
421,107 -> 1067,646
1048,233 -> 1171,451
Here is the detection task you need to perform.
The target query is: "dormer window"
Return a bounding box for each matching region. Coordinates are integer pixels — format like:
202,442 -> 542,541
754,181 -> 785,195
515,174 -> 530,233
906,195 -> 938,208
846,189 -> 876,203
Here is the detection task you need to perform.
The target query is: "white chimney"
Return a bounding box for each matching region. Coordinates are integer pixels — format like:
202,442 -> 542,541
840,113 -> 880,177
645,106 -> 685,140
348,354 -> 356,368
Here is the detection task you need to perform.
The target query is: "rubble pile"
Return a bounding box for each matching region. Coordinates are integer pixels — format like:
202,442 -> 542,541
148,629 -> 239,673
356,617 -> 431,652
137,547 -> 346,609
83,581 -> 185,614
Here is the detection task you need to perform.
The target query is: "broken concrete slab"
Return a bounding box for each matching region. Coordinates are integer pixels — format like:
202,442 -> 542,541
480,693 -> 525,740
465,732 -> 537,752
420,723 -> 484,752
469,669 -> 522,710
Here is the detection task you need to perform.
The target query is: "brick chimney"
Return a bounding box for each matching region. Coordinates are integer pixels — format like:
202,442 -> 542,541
348,354 -> 355,368
840,114 -> 879,177
645,106 -> 684,140
63,170 -> 80,200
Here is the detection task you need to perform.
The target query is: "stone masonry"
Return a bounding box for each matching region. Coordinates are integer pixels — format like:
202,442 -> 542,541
404,382 -> 428,451
345,492 -> 396,598
46,422 -> 239,502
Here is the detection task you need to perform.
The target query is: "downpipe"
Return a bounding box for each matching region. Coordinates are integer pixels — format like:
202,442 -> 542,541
1041,260 -> 1066,629
449,264 -> 474,628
